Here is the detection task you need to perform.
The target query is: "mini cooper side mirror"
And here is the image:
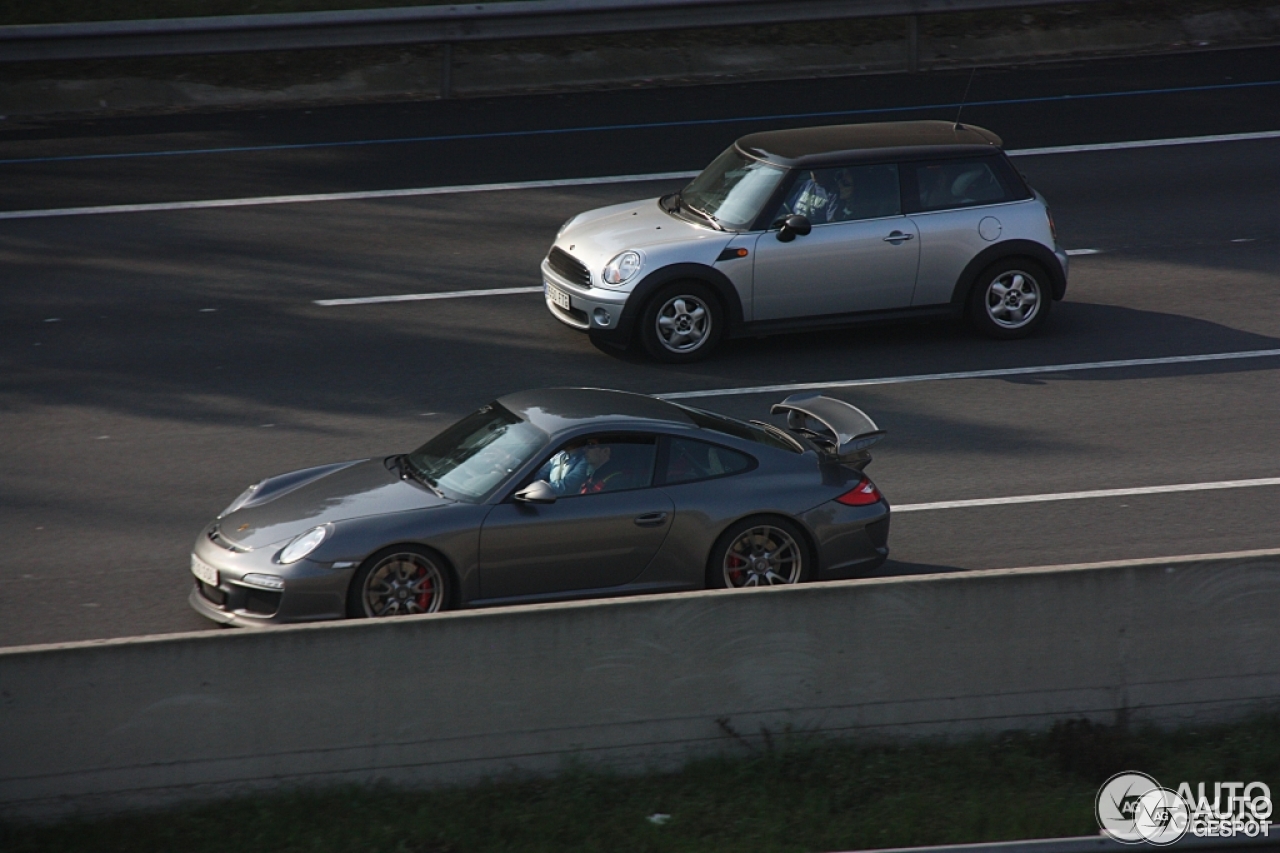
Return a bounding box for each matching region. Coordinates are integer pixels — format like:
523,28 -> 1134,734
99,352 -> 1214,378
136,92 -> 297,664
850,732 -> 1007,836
776,214 -> 812,243
514,480 -> 557,504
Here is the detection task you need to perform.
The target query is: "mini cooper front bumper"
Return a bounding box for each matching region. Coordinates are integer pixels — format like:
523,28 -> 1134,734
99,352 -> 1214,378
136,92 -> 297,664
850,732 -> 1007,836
541,259 -> 630,334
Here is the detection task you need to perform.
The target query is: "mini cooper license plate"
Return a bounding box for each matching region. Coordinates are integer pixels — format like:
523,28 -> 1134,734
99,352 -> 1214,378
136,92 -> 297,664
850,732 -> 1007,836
546,283 -> 571,311
191,555 -> 219,587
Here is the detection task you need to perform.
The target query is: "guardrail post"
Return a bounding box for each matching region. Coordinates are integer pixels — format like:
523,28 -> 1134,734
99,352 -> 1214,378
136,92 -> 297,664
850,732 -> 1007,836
907,15 -> 919,73
440,42 -> 453,99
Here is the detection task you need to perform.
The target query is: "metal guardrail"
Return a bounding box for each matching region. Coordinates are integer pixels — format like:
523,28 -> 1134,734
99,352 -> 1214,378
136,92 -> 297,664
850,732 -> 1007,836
2,0 -> 1117,60
0,0 -> 1116,96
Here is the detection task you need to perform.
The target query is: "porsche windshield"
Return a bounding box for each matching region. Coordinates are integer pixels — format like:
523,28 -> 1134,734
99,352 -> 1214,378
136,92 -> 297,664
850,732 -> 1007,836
678,147 -> 786,230
405,403 -> 547,501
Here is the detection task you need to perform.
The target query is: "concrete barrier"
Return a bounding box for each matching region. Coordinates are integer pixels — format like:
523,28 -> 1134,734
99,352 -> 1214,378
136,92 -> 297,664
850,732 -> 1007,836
2,550 -> 1279,822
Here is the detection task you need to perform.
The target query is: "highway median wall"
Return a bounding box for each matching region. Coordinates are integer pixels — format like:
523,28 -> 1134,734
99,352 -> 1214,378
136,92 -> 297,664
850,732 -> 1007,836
2,551 -> 1278,821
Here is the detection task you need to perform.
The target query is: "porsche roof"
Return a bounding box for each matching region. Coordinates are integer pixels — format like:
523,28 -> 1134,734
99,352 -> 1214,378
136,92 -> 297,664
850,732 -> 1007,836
497,387 -> 697,433
735,120 -> 1003,168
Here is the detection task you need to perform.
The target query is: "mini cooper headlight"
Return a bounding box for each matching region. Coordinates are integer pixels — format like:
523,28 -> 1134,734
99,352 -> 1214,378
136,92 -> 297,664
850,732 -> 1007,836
219,483 -> 260,518
602,251 -> 642,285
278,525 -> 328,564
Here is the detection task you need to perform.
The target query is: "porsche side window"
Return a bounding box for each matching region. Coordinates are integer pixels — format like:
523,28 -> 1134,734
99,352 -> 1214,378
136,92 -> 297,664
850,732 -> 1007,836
533,435 -> 657,497
663,438 -> 754,485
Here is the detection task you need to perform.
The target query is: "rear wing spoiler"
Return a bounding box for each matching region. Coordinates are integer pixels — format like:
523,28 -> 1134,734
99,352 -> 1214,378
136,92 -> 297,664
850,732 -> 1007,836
770,393 -> 885,466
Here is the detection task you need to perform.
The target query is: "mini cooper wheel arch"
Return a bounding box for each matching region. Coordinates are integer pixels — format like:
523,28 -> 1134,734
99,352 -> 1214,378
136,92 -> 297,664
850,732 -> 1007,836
950,240 -> 1067,307
613,264 -> 745,338
346,544 -> 457,618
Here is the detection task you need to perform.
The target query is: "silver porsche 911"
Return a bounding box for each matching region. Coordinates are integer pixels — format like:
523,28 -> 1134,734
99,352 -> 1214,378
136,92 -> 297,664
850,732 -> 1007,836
189,388 -> 891,627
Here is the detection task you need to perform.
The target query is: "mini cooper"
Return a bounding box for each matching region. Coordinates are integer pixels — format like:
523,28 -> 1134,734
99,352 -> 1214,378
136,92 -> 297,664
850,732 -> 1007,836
542,120 -> 1068,362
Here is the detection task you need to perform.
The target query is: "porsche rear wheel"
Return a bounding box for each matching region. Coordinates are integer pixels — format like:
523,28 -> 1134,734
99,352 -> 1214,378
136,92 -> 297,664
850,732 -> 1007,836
348,546 -> 452,618
709,517 -> 811,589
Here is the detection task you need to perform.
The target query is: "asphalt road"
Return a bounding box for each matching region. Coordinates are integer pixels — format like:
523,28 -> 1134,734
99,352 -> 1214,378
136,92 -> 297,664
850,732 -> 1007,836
1,47 -> 1277,647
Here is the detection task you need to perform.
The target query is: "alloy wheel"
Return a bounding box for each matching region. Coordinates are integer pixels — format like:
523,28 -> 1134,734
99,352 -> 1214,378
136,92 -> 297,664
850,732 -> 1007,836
655,294 -> 712,353
722,525 -> 803,587
984,269 -> 1042,329
361,552 -> 445,617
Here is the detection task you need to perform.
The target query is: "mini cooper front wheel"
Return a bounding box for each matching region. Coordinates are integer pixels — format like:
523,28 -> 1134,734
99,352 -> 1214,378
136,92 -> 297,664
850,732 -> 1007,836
709,517 -> 811,589
967,258 -> 1052,339
640,282 -> 724,363
348,546 -> 452,618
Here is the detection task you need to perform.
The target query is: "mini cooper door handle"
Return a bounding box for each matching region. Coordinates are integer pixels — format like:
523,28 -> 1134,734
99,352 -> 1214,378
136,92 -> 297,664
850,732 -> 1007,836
634,512 -> 669,527
883,231 -> 915,243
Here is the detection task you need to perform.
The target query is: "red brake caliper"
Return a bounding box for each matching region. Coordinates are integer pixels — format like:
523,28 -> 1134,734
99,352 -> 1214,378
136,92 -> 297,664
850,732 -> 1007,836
416,569 -> 433,610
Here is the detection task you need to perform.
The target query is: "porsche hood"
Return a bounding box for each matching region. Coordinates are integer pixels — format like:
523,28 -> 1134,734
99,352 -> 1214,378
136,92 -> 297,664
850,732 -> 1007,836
216,458 -> 451,550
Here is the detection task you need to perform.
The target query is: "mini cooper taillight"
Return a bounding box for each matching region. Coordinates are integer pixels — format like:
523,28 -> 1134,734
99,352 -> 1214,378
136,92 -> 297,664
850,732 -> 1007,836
835,477 -> 883,506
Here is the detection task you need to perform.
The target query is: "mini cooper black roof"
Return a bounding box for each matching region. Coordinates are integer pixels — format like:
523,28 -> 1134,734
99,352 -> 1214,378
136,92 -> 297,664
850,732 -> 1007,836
735,120 -> 1003,169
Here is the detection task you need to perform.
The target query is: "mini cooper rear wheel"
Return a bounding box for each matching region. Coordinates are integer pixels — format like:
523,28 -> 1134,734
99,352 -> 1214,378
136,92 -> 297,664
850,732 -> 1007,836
967,258 -> 1052,339
348,546 -> 452,618
709,517 -> 811,589
640,281 -> 724,363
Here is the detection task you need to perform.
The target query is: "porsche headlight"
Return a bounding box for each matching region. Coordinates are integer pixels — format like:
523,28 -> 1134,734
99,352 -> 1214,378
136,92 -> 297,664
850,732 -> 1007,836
219,483 -> 260,518
602,251 -> 642,285
278,525 -> 328,565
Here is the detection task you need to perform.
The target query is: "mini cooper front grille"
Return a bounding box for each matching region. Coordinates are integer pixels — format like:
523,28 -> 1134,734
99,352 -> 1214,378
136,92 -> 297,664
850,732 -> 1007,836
547,247 -> 591,287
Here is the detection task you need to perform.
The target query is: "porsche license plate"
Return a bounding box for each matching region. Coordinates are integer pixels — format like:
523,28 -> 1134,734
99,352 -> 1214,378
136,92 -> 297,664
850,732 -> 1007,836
546,283 -> 571,311
191,555 -> 219,587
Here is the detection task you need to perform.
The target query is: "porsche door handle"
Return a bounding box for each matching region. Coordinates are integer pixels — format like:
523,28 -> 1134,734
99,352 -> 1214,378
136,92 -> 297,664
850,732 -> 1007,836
634,512 -> 669,527
883,231 -> 915,242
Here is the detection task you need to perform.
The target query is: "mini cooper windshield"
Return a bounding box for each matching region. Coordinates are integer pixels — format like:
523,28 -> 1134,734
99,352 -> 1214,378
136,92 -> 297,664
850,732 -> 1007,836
675,147 -> 786,230
403,404 -> 547,501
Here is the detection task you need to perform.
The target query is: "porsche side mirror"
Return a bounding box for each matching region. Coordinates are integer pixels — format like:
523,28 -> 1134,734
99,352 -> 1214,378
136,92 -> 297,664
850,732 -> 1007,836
514,480 -> 557,504
775,214 -> 812,243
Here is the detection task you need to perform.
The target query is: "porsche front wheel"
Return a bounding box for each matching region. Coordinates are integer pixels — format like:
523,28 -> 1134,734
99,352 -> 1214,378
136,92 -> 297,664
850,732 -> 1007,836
347,546 -> 452,618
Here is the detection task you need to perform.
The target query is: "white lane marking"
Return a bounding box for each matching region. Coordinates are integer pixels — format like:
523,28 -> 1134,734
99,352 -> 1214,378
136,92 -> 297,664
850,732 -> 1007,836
1,130 -> 1277,220
1065,248 -> 1101,255
894,477 -> 1280,513
659,348 -> 1280,399
315,286 -> 543,306
1009,129 -> 1280,156
0,171 -> 699,221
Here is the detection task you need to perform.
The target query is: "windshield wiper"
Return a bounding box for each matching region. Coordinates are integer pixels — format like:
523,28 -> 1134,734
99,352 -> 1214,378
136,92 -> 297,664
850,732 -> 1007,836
680,200 -> 725,231
397,455 -> 445,498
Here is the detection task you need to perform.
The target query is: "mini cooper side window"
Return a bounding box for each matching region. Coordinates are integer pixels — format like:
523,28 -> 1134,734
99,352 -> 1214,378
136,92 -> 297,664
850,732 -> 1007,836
533,435 -> 657,497
663,437 -> 754,485
907,157 -> 1014,212
771,164 -> 902,225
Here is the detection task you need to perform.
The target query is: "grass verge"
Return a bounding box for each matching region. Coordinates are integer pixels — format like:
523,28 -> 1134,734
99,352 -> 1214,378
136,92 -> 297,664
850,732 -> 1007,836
3,715 -> 1278,852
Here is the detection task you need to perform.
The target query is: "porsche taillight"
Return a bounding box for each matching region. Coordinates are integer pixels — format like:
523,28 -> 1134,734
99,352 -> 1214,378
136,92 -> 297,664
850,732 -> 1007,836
835,477 -> 883,506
